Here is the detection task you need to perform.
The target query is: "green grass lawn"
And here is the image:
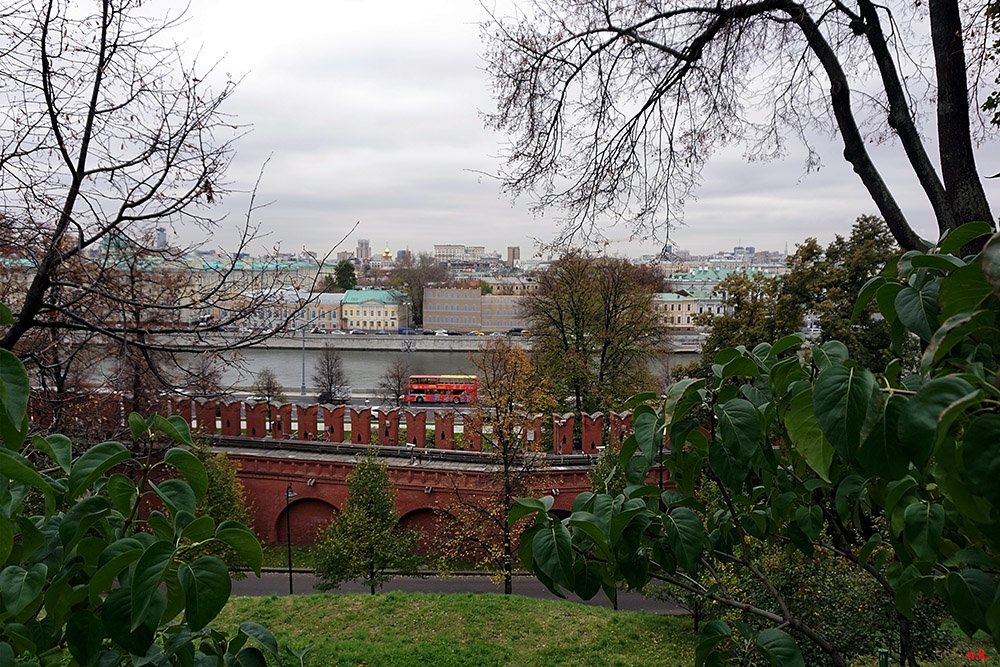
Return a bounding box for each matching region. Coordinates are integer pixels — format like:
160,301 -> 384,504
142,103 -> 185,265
218,589 -> 996,666
217,592 -> 697,666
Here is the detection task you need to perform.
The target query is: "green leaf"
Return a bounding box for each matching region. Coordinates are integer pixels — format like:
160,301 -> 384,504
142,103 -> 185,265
0,349 -> 30,439
532,521 -> 574,590
813,365 -> 875,463
0,303 -> 12,325
32,434 -> 73,473
149,478 -> 196,517
164,448 -> 209,505
153,414 -> 193,446
710,399 -> 760,488
239,622 -> 281,662
66,609 -> 104,667
856,393 -> 908,479
903,502 -> 944,564
858,534 -> 883,565
59,495 -> 111,549
102,587 -> 160,656
622,392 -> 659,408
663,378 -> 706,423
810,341 -> 848,371
834,476 -> 864,521
131,541 -> 175,631
876,282 -> 906,352
0,515 -> 12,565
937,222 -> 994,255
853,276 -> 887,322
768,357 -> 809,398
128,413 -> 149,444
573,558 -> 603,601
663,508 -> 703,573
215,524 -> 264,576
180,515 -> 216,543
794,505 -> 823,541
766,333 -> 805,358
720,356 -> 759,380
89,546 -> 142,603
631,407 -> 661,465
67,442 -> 130,500
0,563 -> 47,615
961,415 -> 1000,507
236,647 -> 269,667
106,473 -> 138,516
756,628 -> 805,667
920,310 -> 995,373
939,262 -> 995,318
909,253 -> 965,272
695,620 -> 731,667
895,281 -> 941,341
946,570 -> 995,637
178,557 -> 231,630
567,513 -> 613,562
885,476 -> 918,516
784,387 -> 833,482
508,497 -> 553,525
899,376 -> 977,471
0,449 -> 56,503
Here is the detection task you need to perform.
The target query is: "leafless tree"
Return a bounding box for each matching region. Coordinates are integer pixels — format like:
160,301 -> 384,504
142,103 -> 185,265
0,1 -> 333,394
376,358 -> 410,407
483,0 -> 996,251
312,344 -> 349,403
184,352 -> 228,401
251,368 -> 286,431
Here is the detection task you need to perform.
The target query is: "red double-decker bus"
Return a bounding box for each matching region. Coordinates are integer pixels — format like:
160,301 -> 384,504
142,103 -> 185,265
405,375 -> 478,404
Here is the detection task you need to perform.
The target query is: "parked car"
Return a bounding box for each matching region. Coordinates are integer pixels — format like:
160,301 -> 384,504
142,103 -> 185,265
434,329 -> 448,336
349,329 -> 367,335
330,329 -> 347,335
469,330 -> 485,336
374,330 -> 390,335
399,327 -> 416,335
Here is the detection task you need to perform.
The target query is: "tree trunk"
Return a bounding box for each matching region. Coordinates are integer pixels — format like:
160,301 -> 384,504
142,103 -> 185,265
930,0 -> 995,245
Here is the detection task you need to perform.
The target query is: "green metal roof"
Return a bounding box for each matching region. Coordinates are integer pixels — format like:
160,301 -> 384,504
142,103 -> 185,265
341,288 -> 408,305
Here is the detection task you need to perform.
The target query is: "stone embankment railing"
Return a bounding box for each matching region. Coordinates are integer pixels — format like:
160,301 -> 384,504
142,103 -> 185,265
164,398 -> 634,455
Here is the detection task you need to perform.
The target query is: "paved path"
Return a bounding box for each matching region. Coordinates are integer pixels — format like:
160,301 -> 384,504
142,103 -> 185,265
233,570 -> 685,615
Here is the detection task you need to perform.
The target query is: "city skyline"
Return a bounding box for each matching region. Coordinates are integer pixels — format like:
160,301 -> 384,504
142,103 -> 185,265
170,0 -> 998,259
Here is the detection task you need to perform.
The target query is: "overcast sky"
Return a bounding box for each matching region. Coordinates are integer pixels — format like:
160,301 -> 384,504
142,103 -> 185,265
174,0 -> 999,259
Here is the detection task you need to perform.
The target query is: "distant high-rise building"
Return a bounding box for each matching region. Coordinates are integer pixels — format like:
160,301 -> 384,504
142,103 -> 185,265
356,238 -> 371,262
154,227 -> 167,250
434,244 -> 486,263
506,246 -> 520,267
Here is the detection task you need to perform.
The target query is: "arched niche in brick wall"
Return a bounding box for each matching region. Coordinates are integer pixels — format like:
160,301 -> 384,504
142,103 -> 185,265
276,497 -> 338,545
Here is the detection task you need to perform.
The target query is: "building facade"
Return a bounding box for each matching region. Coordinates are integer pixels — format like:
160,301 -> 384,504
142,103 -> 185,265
340,288 -> 411,331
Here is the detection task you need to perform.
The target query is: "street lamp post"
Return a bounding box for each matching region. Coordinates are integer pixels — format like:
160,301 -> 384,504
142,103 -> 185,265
300,327 -> 307,396
285,483 -> 296,595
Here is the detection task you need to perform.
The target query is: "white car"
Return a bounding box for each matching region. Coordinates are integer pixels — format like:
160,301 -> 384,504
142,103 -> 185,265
434,329 -> 448,336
